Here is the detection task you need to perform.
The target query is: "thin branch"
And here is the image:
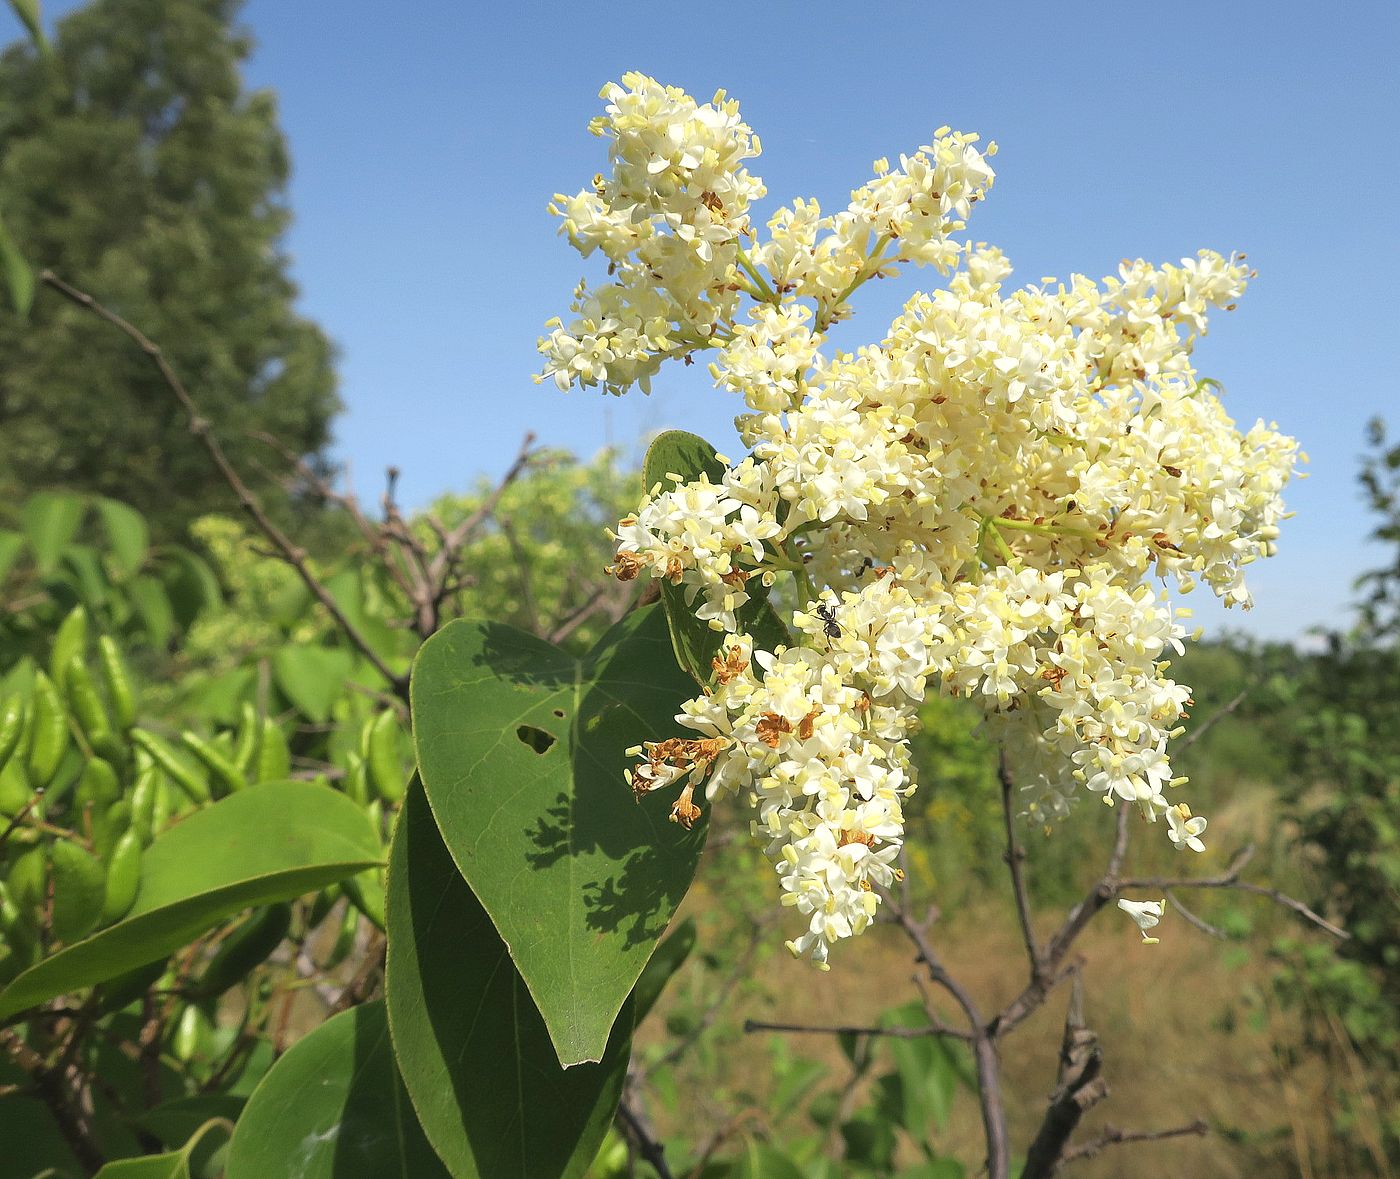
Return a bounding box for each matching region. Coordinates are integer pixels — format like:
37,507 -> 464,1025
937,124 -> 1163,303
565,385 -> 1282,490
882,891 -> 1011,1179
498,517 -> 541,635
1165,890 -> 1229,939
1179,683 -> 1255,752
41,271 -> 407,698
744,1017 -> 971,1043
616,1097 -> 674,1179
999,749 -> 1043,981
1054,1119 -> 1208,1171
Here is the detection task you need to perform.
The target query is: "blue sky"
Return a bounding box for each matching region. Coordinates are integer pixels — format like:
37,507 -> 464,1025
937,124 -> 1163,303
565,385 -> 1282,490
7,1 -> 1399,639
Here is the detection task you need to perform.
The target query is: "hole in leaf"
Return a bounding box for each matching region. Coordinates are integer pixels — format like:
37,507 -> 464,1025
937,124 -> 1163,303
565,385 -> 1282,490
517,725 -> 556,754
552,709 -> 566,718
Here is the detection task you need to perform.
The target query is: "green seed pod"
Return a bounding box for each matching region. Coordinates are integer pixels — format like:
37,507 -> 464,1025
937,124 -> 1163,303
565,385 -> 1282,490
150,773 -> 174,837
93,799 -> 132,860
25,672 -> 70,789
232,701 -> 260,775
97,958 -> 167,1015
130,729 -> 210,804
180,731 -> 246,795
0,756 -> 31,818
256,717 -> 291,783
128,767 -> 158,844
49,606 -> 88,687
365,710 -> 406,804
342,752 -> 369,806
100,830 -> 142,925
6,845 -> 47,914
63,656 -> 111,746
344,866 -> 385,932
0,696 -> 25,774
193,903 -> 292,999
50,838 -> 106,944
97,636 -> 137,731
306,886 -> 338,930
75,756 -> 122,815
0,880 -> 26,938
171,1003 -> 205,1064
323,903 -> 359,970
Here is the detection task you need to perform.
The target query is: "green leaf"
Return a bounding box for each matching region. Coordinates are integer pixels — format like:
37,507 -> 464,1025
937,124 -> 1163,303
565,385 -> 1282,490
157,548 -> 222,627
5,0 -> 49,55
273,645 -> 353,723
131,1095 -> 246,1151
881,1002 -> 965,1136
641,430 -> 791,684
0,209 -> 34,316
93,1119 -> 231,1178
95,498 -> 150,578
225,1001 -> 447,1179
632,916 -> 696,1026
729,1142 -> 806,1179
0,782 -> 380,1021
0,529 -> 25,585
385,781 -> 631,1179
130,574 -> 177,649
22,491 -> 86,575
411,605 -> 705,1066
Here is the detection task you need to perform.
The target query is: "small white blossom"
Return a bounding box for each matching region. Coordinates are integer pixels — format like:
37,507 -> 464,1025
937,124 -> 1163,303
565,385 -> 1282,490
1117,897 -> 1167,944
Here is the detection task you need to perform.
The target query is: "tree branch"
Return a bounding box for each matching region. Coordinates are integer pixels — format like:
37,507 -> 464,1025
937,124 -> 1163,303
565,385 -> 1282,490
1054,1118 -> 1209,1171
40,271 -> 408,698
999,749 -> 1044,983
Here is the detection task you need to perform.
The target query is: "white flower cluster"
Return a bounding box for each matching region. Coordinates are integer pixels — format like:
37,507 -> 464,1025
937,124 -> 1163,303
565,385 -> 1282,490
548,77 -> 1299,967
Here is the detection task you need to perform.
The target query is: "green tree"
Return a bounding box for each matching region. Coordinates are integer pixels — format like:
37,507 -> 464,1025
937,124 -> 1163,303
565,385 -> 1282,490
0,0 -> 337,538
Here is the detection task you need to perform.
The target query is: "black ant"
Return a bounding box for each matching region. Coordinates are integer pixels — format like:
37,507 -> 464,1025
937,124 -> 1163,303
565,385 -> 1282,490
814,603 -> 842,640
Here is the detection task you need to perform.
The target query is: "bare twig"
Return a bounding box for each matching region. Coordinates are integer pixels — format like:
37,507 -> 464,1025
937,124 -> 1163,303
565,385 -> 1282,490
1165,891 -> 1229,939
40,271 -> 407,697
1054,1119 -> 1208,1171
999,750 -> 1043,982
1179,684 -> 1255,752
1021,974 -> 1109,1179
616,1096 -> 674,1179
882,891 -> 1011,1179
744,1017 -> 972,1043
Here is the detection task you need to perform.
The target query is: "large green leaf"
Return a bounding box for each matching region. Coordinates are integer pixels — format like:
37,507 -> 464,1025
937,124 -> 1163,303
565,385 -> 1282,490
273,645 -> 354,722
385,782 -> 630,1179
92,1119 -> 230,1178
642,429 -> 791,684
0,529 -> 24,584
225,1001 -> 447,1179
411,605 -> 704,1066
22,490 -> 85,575
95,497 -> 150,578
0,783 -> 380,1021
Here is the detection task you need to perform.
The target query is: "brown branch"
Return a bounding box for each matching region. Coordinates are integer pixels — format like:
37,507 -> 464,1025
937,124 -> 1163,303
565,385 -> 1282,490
616,1096 -> 674,1179
1020,974 -> 1109,1179
1179,683 -> 1255,752
1165,890 -> 1229,939
2,1026 -> 105,1173
882,891 -> 1011,1179
1054,1118 -> 1208,1171
40,271 -> 407,698
744,1017 -> 971,1043
999,749 -> 1044,983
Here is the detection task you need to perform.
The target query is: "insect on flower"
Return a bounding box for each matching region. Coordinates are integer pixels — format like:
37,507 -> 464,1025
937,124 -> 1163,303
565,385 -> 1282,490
813,603 -> 842,640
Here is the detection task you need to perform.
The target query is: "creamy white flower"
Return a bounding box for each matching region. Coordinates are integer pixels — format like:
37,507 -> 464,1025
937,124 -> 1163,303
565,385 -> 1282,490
1166,804 -> 1208,853
1117,897 -> 1166,944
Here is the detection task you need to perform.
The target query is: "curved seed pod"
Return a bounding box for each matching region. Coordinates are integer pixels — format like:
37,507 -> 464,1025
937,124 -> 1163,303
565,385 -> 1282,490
25,671 -> 69,789
180,731 -> 247,795
0,756 -> 30,818
171,1004 -> 206,1064
49,606 -> 88,687
150,773 -> 174,837
50,838 -> 106,944
100,830 -> 142,925
97,958 -> 167,1015
128,767 -> 158,845
0,696 -> 26,774
93,799 -> 132,860
97,636 -> 137,731
344,866 -> 385,932
63,655 -> 111,746
130,729 -> 210,804
75,756 -> 122,816
323,903 -> 359,970
255,717 -> 291,783
306,885 -> 338,931
232,701 -> 260,776
192,903 -> 293,999
4,847 -> 46,923
365,710 -> 406,804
